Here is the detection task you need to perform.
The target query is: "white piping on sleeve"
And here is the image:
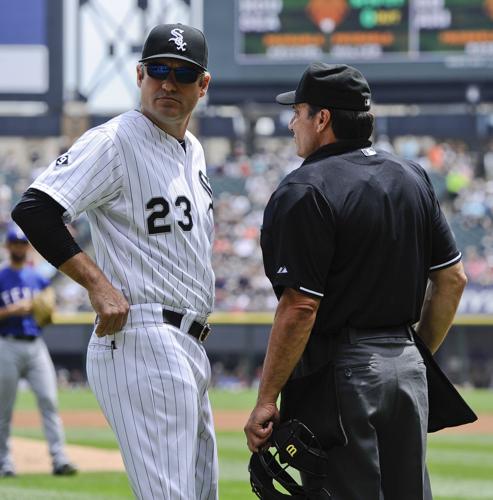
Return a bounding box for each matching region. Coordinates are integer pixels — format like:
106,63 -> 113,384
429,252 -> 462,271
299,286 -> 324,297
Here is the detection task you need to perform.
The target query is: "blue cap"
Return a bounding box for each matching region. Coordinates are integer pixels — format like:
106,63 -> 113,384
6,224 -> 28,243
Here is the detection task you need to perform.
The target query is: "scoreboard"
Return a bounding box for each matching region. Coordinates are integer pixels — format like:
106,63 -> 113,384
202,0 -> 493,86
237,0 -> 493,62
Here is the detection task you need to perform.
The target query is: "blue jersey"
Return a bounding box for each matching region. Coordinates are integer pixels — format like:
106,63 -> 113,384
0,265 -> 50,336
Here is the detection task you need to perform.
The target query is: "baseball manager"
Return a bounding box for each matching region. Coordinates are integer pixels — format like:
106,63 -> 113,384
13,23 -> 217,499
244,62 -> 468,500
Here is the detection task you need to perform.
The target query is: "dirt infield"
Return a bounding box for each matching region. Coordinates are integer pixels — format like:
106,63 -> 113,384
12,409 -> 493,433
10,410 -> 493,473
11,437 -> 124,473
12,409 -> 249,430
10,409 -> 253,474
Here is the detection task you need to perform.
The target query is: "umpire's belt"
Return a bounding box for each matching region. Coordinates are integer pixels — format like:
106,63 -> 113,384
340,325 -> 412,344
163,309 -> 211,342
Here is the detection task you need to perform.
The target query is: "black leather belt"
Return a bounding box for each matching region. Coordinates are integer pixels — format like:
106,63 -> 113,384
162,309 -> 211,342
0,334 -> 37,342
340,325 -> 412,344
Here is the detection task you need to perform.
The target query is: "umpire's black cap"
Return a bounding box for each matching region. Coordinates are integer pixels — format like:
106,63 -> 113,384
139,23 -> 208,70
276,62 -> 371,111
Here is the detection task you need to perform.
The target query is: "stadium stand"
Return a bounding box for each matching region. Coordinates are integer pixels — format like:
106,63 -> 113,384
1,129 -> 493,312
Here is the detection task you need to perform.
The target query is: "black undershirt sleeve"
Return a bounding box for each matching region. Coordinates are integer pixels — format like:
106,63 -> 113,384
11,188 -> 82,268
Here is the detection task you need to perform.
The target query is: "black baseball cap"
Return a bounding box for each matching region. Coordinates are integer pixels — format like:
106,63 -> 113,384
139,23 -> 208,70
276,62 -> 371,111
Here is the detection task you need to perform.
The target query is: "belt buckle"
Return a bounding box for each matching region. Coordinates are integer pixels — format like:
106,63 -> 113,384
198,323 -> 211,342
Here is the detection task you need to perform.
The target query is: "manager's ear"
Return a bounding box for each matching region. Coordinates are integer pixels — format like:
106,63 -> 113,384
199,72 -> 211,98
136,63 -> 144,88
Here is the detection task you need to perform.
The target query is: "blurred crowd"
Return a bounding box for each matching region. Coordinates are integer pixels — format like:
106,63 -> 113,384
1,132 -> 493,312
210,134 -> 493,311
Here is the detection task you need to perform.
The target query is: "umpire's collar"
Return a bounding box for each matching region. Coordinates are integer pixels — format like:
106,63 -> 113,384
303,139 -> 372,165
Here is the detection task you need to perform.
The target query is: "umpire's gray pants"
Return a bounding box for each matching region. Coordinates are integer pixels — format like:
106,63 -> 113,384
303,329 -> 433,500
0,337 -> 69,472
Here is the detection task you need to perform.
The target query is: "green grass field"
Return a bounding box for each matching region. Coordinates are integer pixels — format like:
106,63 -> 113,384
3,387 -> 493,499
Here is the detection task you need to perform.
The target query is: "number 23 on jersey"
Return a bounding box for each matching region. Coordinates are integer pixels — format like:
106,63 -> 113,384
146,195 -> 193,235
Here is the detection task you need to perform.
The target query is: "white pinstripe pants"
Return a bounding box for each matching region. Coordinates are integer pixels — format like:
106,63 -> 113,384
86,304 -> 218,500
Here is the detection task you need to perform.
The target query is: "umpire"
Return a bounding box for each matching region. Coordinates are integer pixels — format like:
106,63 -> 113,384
244,63 -> 468,500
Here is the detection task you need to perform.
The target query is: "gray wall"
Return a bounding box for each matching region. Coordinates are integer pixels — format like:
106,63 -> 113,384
43,322 -> 493,387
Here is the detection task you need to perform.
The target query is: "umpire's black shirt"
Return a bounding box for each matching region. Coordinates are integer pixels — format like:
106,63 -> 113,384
261,139 -> 461,336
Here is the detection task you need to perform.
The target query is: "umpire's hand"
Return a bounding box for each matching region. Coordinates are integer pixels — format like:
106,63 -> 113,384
244,402 -> 280,453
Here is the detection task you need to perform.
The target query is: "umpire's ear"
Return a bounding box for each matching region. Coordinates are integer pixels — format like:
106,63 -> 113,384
316,108 -> 331,133
136,64 -> 144,88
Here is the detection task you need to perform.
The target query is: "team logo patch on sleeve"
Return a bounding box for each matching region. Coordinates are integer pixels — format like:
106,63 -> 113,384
55,153 -> 70,166
199,171 -> 214,210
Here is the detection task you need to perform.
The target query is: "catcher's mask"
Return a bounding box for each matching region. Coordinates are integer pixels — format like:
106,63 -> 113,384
248,420 -> 331,499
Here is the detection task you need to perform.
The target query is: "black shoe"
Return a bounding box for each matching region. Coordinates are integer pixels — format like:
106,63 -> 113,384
53,463 -> 77,476
0,470 -> 16,478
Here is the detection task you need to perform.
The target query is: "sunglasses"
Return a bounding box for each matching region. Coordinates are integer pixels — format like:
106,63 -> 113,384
144,63 -> 202,84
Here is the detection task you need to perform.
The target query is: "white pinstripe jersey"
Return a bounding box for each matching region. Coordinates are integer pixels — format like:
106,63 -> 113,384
31,110 -> 215,321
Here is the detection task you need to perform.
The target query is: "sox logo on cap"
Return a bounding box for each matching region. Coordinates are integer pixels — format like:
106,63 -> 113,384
169,28 -> 187,52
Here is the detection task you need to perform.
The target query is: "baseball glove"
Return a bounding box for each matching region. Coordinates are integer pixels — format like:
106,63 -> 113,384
32,287 -> 56,327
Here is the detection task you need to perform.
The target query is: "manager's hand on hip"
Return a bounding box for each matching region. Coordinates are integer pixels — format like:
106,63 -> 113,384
89,283 -> 129,337
244,402 -> 280,453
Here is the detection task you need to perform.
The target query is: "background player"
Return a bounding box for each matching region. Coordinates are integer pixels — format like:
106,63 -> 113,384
12,23 -> 217,499
0,224 -> 76,477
